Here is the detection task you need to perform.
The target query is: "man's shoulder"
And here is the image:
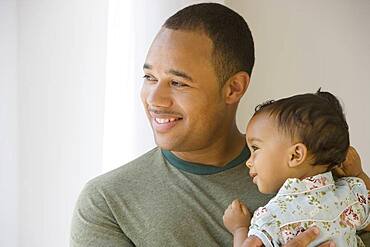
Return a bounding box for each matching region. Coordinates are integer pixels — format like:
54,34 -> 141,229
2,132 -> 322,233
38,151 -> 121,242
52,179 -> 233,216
86,147 -> 163,191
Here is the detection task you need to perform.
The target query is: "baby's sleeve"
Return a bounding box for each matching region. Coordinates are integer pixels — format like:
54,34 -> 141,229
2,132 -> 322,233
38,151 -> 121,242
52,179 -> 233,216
248,206 -> 281,247
341,177 -> 370,230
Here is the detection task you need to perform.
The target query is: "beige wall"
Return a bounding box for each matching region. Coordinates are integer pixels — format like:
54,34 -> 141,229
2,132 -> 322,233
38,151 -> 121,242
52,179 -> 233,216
229,0 -> 370,173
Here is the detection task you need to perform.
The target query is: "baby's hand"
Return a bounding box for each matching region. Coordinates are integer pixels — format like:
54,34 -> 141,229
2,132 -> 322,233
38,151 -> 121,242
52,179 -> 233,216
223,199 -> 251,235
333,146 -> 364,178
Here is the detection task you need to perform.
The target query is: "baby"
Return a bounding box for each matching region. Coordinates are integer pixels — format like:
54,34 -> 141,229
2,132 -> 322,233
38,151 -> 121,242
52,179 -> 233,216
223,90 -> 370,247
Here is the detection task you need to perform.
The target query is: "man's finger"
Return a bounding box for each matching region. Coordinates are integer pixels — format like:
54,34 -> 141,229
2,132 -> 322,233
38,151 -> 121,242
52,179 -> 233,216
317,241 -> 335,247
332,167 -> 346,177
283,227 -> 320,246
241,236 -> 263,247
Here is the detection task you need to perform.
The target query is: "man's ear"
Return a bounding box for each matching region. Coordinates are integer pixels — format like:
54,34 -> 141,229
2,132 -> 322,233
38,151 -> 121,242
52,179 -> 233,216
223,71 -> 250,104
288,143 -> 308,168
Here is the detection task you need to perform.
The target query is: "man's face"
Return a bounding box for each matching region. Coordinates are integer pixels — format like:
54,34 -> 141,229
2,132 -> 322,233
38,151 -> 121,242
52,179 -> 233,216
141,28 -> 227,152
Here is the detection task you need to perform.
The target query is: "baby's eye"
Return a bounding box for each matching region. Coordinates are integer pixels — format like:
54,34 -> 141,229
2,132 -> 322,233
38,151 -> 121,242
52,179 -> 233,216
251,145 -> 259,152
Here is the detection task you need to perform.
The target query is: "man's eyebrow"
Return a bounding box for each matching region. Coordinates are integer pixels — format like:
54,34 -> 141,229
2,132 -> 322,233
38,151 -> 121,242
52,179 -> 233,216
143,63 -> 152,70
143,64 -> 193,82
167,69 -> 193,82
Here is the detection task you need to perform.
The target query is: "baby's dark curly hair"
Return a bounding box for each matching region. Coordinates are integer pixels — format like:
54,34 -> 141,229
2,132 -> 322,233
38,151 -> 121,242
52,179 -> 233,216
254,89 -> 349,169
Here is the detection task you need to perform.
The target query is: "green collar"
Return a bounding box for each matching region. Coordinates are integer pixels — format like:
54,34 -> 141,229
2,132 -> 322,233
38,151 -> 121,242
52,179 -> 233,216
161,147 -> 250,175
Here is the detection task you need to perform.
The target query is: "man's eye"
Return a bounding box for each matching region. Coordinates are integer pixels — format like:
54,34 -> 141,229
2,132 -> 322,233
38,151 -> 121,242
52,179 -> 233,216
143,75 -> 156,81
171,80 -> 188,87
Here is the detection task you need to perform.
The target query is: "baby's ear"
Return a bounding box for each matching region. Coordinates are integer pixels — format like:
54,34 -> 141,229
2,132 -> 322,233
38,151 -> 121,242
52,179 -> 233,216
288,143 -> 307,168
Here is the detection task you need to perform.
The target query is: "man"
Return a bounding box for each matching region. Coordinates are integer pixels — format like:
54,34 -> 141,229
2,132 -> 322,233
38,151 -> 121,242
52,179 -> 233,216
71,3 -> 369,246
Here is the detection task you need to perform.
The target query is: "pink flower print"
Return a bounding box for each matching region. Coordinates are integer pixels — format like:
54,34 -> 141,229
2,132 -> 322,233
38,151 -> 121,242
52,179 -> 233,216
254,207 -> 267,218
294,226 -> 306,236
357,193 -> 367,205
281,229 -> 295,243
281,223 -> 306,244
340,206 -> 360,228
304,176 -> 328,190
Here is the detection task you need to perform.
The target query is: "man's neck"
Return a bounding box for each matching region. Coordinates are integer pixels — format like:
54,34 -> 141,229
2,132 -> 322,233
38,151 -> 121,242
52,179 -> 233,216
171,128 -> 246,167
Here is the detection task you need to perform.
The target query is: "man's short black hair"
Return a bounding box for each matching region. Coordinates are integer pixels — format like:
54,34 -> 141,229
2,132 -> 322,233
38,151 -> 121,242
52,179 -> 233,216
163,3 -> 254,85
254,89 -> 349,169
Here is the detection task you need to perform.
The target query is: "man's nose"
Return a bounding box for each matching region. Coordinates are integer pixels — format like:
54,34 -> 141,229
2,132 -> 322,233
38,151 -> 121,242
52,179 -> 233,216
146,81 -> 172,108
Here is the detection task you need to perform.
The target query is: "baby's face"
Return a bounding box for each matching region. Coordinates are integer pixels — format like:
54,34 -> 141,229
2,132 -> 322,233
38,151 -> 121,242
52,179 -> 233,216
245,113 -> 294,194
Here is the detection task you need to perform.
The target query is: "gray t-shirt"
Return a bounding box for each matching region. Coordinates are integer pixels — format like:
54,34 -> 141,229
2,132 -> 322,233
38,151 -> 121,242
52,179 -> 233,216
70,147 -> 370,246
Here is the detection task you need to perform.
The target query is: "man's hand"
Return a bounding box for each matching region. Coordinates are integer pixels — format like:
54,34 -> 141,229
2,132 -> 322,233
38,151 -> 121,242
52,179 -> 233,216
333,146 -> 370,190
282,227 -> 335,247
333,146 -> 363,178
240,235 -> 263,247
241,227 -> 335,247
223,199 -> 251,235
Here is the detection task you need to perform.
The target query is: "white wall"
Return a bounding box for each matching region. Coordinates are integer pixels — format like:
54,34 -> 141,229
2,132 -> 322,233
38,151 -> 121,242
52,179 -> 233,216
18,0 -> 108,246
0,0 -> 18,246
230,0 -> 370,174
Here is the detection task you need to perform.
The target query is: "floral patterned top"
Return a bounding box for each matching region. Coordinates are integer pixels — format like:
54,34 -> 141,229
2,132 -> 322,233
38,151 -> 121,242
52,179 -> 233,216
248,172 -> 370,247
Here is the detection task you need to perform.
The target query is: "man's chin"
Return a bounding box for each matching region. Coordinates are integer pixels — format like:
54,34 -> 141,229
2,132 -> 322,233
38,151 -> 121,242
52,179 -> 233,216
154,136 -> 177,151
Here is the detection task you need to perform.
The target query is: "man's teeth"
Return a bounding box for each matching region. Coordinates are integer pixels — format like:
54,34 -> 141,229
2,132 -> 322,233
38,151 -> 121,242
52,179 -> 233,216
155,118 -> 178,124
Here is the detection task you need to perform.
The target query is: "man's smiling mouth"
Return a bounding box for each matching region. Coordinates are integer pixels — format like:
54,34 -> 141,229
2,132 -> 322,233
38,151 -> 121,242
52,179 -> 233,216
154,117 -> 181,124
